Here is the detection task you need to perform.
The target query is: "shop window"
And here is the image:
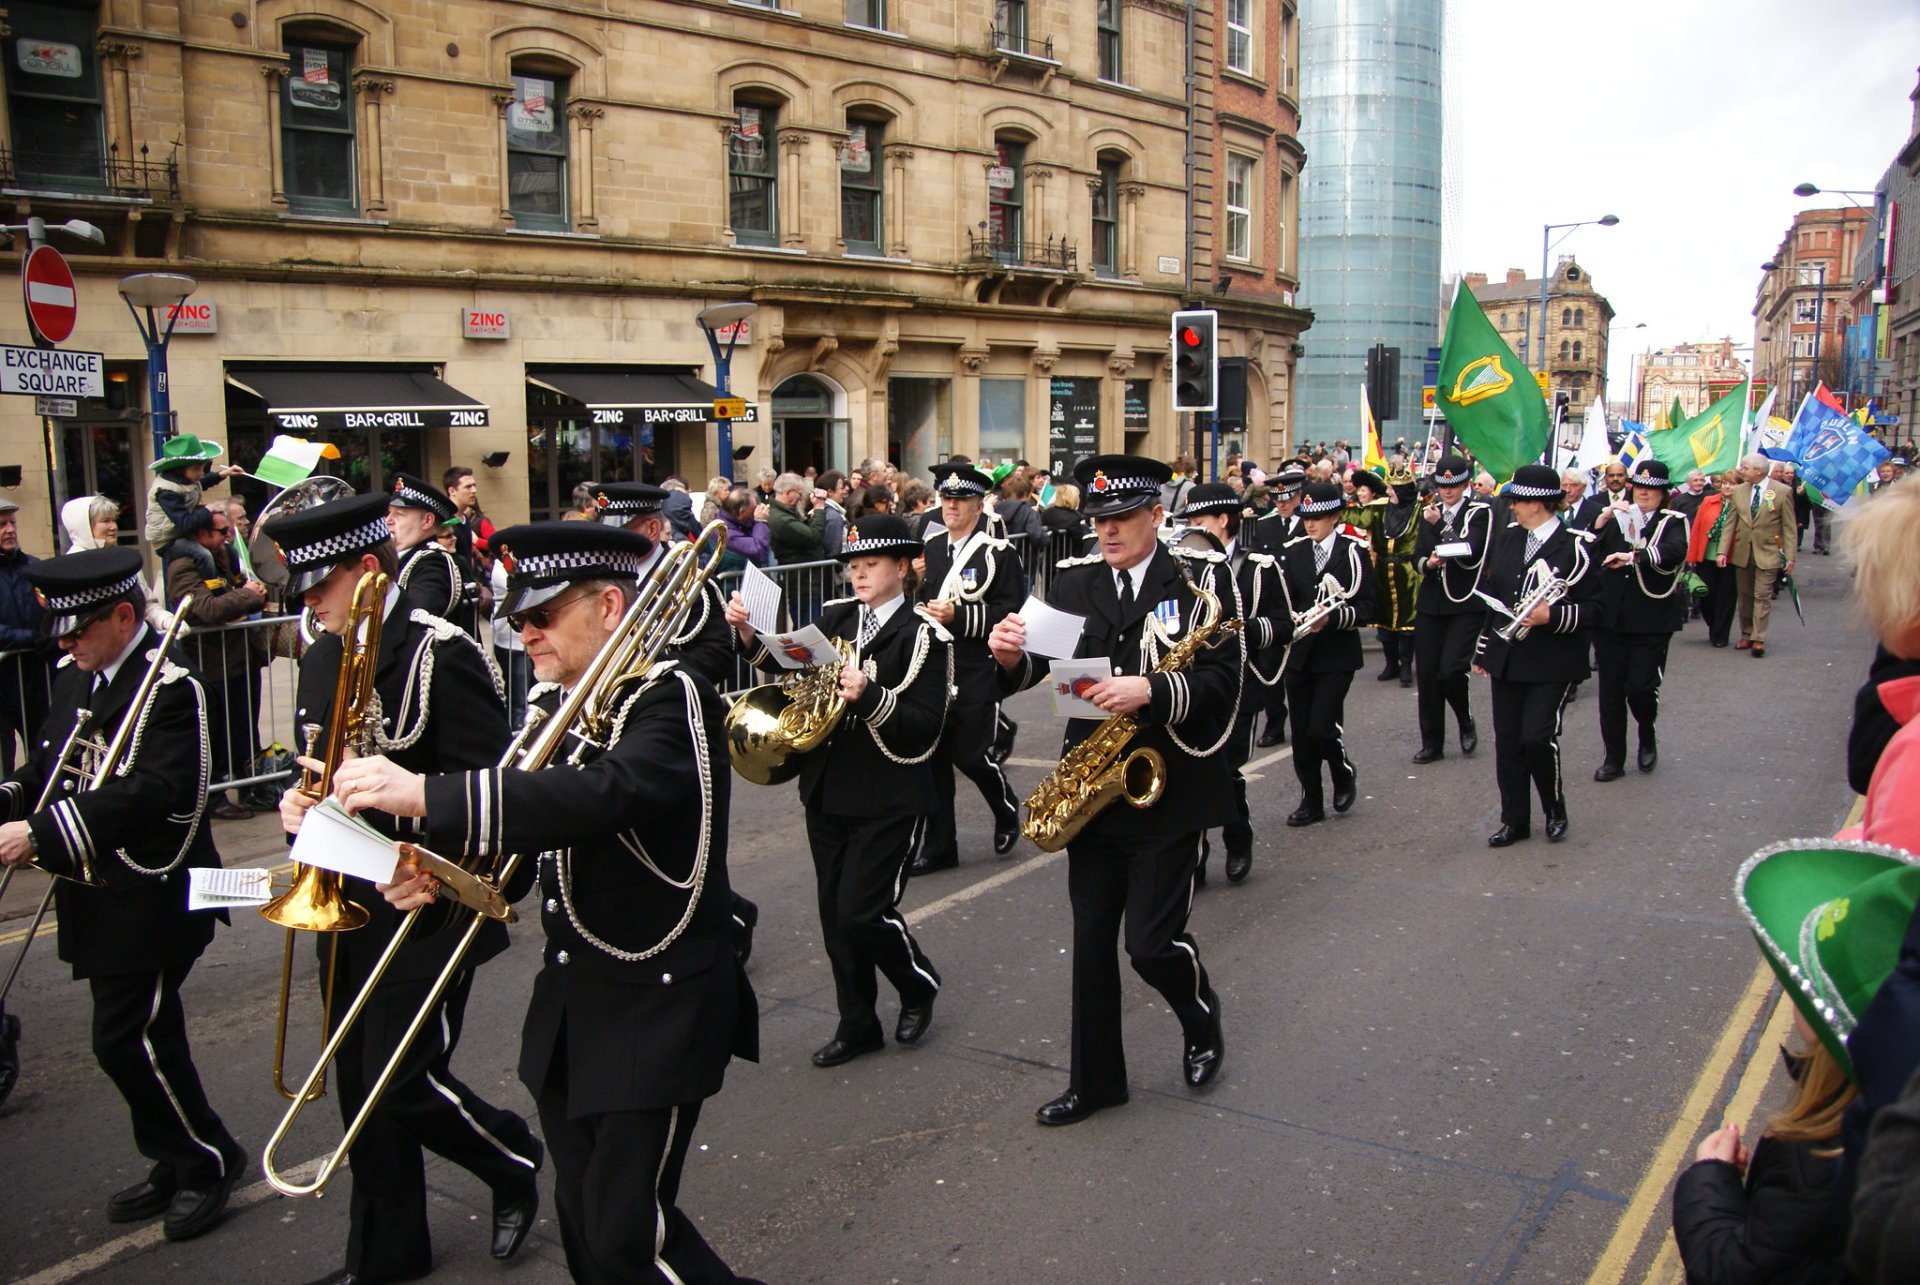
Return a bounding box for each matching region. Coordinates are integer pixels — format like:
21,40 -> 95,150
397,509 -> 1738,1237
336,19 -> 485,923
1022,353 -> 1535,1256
507,66 -> 569,231
729,98 -> 779,245
841,117 -> 884,254
979,377 -> 1026,461
282,36 -> 357,214
3,2 -> 106,190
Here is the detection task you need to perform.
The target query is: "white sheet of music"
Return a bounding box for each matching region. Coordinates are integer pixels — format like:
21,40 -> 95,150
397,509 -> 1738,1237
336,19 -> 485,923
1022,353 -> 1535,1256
740,561 -> 784,635
186,865 -> 273,911
288,798 -> 401,885
1019,595 -> 1087,660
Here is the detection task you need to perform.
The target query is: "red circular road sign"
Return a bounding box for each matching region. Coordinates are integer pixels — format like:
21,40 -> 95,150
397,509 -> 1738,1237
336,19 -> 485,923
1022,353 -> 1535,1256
22,245 -> 77,346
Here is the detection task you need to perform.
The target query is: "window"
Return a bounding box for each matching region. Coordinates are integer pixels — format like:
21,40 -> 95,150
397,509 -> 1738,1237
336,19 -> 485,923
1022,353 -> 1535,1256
1097,0 -> 1123,81
1280,5 -> 1297,92
845,0 -> 886,28
4,2 -> 105,189
281,38 -> 357,214
1572,340 -> 1583,362
1559,340 -> 1570,360
1091,157 -> 1120,275
1573,307 -> 1584,327
980,377 -> 1026,459
1225,153 -> 1254,262
1225,0 -> 1253,74
995,0 -> 1028,48
840,117 -> 884,254
1278,169 -> 1294,273
729,99 -> 779,245
1560,307 -> 1572,327
987,137 -> 1025,260
1794,297 -> 1821,323
1500,313 -> 1508,329
506,69 -> 568,230
1792,333 -> 1816,358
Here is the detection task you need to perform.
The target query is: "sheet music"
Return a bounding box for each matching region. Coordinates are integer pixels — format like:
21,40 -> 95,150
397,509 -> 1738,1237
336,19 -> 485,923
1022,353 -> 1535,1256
1473,589 -> 1517,621
1434,541 -> 1473,559
1018,595 -> 1087,660
763,624 -> 844,671
187,865 -> 273,911
740,561 -> 784,635
288,798 -> 401,885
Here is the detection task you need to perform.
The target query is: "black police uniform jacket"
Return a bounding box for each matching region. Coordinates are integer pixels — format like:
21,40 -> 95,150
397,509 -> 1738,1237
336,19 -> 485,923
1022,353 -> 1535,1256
294,605 -> 511,990
394,542 -> 463,621
419,664 -> 757,1117
741,598 -> 954,818
646,547 -> 734,691
1277,531 -> 1376,674
1001,543 -> 1246,839
0,626 -> 220,979
1231,542 -> 1293,689
1473,520 -> 1602,684
1248,510 -> 1304,556
918,516 -> 1027,696
1594,506 -> 1690,635
1413,495 -> 1495,616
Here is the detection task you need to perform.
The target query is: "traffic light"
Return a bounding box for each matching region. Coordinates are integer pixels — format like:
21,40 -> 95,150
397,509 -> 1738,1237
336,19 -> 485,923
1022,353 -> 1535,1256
1171,309 -> 1218,413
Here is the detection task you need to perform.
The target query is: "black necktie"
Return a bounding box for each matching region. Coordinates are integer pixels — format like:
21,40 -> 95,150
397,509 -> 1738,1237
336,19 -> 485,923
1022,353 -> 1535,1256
1116,572 -> 1135,616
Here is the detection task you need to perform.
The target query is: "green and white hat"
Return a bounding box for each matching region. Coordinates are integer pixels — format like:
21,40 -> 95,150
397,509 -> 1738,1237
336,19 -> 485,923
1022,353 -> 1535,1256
1736,838 -> 1920,1082
149,433 -> 224,471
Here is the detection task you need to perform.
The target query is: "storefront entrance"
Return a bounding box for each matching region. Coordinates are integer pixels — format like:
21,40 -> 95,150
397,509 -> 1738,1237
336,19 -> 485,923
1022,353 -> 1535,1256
772,374 -> 849,476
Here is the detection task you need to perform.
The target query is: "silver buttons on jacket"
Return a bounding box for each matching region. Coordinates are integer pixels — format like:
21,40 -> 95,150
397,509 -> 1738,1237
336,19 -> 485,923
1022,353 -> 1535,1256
555,950 -> 570,965
545,898 -> 559,913
660,973 -> 673,985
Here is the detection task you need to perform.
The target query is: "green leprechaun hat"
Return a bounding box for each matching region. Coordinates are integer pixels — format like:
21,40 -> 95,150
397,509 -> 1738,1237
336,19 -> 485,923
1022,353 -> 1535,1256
1736,838 -> 1920,1082
148,433 -> 225,471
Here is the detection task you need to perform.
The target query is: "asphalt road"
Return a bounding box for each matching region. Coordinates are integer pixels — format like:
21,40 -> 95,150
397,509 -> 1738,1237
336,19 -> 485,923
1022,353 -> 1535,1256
0,552 -> 1870,1284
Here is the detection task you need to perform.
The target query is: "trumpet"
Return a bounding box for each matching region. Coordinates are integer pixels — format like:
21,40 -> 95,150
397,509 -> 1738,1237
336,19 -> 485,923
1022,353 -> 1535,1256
0,599 -> 192,1011
1495,561 -> 1569,643
724,638 -> 857,785
263,521 -> 729,1199
1290,573 -> 1354,633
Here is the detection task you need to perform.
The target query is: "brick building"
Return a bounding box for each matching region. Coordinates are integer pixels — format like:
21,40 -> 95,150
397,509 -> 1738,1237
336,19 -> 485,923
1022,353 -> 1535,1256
1752,206 -> 1870,411
1464,258 -> 1614,420
1629,339 -> 1755,425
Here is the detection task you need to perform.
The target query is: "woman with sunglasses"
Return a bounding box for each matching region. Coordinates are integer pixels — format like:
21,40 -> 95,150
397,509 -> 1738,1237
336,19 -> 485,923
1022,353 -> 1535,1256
726,513 -> 953,1069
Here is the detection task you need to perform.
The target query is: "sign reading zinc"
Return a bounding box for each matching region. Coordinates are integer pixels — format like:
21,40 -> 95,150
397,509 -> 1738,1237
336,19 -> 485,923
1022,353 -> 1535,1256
0,344 -> 105,397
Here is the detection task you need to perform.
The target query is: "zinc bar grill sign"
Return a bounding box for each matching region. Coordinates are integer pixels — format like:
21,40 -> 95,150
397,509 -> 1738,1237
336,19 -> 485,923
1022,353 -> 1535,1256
225,368 -> 491,431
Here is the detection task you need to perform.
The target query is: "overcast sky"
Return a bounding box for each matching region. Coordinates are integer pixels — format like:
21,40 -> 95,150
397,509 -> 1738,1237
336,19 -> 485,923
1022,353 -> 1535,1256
1448,0 -> 1920,408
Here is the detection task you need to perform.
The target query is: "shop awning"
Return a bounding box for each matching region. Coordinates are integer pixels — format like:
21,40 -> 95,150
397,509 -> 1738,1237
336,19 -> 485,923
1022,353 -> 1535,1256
225,368 -> 491,431
527,369 -> 759,426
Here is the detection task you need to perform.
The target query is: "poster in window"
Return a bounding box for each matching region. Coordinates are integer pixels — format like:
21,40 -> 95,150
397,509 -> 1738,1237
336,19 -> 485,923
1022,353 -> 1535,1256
987,165 -> 1015,191
1124,379 -> 1151,431
842,124 -> 871,174
509,77 -> 555,135
1048,378 -> 1101,478
15,39 -> 81,78
289,49 -> 340,110
734,104 -> 764,157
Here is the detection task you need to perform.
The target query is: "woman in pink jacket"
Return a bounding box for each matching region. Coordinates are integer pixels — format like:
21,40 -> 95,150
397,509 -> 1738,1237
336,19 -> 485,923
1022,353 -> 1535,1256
1838,474 -> 1920,850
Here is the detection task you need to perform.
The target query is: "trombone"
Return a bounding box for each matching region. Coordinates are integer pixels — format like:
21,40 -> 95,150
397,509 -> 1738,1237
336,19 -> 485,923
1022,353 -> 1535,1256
0,601 -> 191,1012
263,522 -> 729,1198
260,571 -> 384,1101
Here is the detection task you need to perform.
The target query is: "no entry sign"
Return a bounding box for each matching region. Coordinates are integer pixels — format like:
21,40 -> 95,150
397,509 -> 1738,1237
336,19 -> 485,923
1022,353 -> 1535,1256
22,245 -> 77,346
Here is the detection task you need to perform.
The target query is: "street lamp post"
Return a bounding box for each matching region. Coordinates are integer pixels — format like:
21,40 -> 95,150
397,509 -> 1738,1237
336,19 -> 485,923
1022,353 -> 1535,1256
695,301 -> 758,483
1538,215 -> 1618,470
117,273 -> 197,461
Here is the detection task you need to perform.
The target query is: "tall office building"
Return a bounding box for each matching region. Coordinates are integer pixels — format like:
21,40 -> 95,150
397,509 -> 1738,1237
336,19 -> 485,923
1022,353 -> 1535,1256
1296,0 -> 1444,447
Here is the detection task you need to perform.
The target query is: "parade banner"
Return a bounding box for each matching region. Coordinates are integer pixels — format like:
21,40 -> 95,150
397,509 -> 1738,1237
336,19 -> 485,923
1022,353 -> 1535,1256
1435,282 -> 1549,483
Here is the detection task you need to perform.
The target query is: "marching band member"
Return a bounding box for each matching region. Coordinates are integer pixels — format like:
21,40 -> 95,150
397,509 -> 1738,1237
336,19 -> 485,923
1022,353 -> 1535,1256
271,492 -> 542,1283
1276,481 -> 1375,827
1248,467 -> 1306,745
1411,454 -> 1490,764
989,455 -> 1243,1124
727,513 -> 950,1068
913,462 -> 1025,873
347,521 -> 759,1285
1591,459 -> 1690,781
385,472 -> 465,624
1472,464 -> 1603,846
1177,482 -> 1291,884
0,548 -> 245,1241
1343,467 -> 1421,687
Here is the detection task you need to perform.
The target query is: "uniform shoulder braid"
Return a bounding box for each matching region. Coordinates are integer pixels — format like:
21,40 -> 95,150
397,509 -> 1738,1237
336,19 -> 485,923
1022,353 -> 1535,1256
1171,544 -> 1227,565
1056,550 -> 1105,570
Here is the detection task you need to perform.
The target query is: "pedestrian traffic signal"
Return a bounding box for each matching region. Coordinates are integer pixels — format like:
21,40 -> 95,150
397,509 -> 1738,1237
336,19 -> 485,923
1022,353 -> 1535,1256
1172,309 -> 1218,413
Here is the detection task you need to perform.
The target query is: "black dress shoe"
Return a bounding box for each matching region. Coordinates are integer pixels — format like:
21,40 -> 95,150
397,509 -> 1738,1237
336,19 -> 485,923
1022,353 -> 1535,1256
1459,719 -> 1478,756
1376,663 -> 1401,682
1487,825 -> 1530,848
1593,762 -> 1625,783
895,998 -> 935,1046
812,1035 -> 885,1068
1638,743 -> 1658,773
1545,810 -> 1569,843
1183,998 -> 1224,1088
993,814 -> 1020,856
1256,723 -> 1285,748
1034,1088 -> 1129,1126
1399,670 -> 1414,688
491,1139 -> 542,1260
1285,803 -> 1325,828
909,851 -> 958,876
108,1178 -> 175,1223
1331,768 -> 1357,814
163,1172 -> 237,1242
989,715 -> 1018,765
1224,845 -> 1252,884
1411,746 -> 1443,765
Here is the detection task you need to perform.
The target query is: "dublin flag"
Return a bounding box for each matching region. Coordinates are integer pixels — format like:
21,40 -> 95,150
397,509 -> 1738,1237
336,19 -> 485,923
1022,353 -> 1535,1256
1436,281 -> 1550,482
1646,382 -> 1746,478
1772,393 -> 1889,504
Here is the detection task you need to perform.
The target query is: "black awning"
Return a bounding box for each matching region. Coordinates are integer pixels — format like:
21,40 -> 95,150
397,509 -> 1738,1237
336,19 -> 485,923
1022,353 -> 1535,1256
225,368 -> 490,431
527,368 -> 759,426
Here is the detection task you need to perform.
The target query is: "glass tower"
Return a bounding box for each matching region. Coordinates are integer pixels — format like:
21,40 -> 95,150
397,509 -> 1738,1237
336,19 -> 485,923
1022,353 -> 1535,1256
1296,0 -> 1444,451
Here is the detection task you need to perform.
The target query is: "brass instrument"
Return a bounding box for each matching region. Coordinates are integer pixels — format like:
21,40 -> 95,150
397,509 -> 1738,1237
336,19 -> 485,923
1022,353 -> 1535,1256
0,600 -> 193,1009
260,572 -> 384,1102
264,521 -> 728,1199
1021,580 -> 1236,853
1290,572 -> 1355,634
724,638 -> 858,785
1495,561 -> 1570,643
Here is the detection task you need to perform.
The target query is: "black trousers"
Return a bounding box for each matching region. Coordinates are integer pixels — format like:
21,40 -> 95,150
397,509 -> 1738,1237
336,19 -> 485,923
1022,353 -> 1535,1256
1697,562 -> 1737,646
538,1043 -> 739,1284
335,968 -> 541,1280
1261,671 -> 1288,731
1489,677 -> 1576,828
1221,697 -> 1263,856
805,810 -> 941,1044
1595,630 -> 1672,765
89,964 -> 241,1192
1414,611 -> 1480,752
1065,831 -> 1215,1101
1286,668 -> 1355,806
925,693 -> 1018,864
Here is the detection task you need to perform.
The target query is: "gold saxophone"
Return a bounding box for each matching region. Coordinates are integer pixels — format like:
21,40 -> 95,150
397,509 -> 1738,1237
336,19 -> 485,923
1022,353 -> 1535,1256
1021,581 -> 1236,853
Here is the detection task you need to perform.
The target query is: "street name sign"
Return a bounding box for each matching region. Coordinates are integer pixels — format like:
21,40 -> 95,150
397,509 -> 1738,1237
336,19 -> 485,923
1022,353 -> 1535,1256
0,344 -> 104,396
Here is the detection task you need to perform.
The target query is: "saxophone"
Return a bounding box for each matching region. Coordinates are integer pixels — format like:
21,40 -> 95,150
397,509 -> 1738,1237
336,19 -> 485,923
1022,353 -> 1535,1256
1021,580 -> 1236,853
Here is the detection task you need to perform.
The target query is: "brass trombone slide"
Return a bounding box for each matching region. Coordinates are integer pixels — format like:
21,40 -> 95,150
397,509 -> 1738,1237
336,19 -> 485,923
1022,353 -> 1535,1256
262,523 -> 728,1198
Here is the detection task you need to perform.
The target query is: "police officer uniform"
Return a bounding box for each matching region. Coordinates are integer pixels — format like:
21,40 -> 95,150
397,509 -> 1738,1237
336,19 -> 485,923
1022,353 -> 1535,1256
1591,460 -> 1690,781
387,471 -> 465,624
1411,455 -> 1491,763
737,515 -> 951,1069
999,456 -> 1243,1124
1474,464 -> 1604,847
1177,483 -> 1292,884
417,521 -> 758,1285
1276,482 -> 1376,827
272,493 -> 543,1283
2,548 -> 244,1241
1247,468 -> 1306,744
914,463 -> 1025,873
